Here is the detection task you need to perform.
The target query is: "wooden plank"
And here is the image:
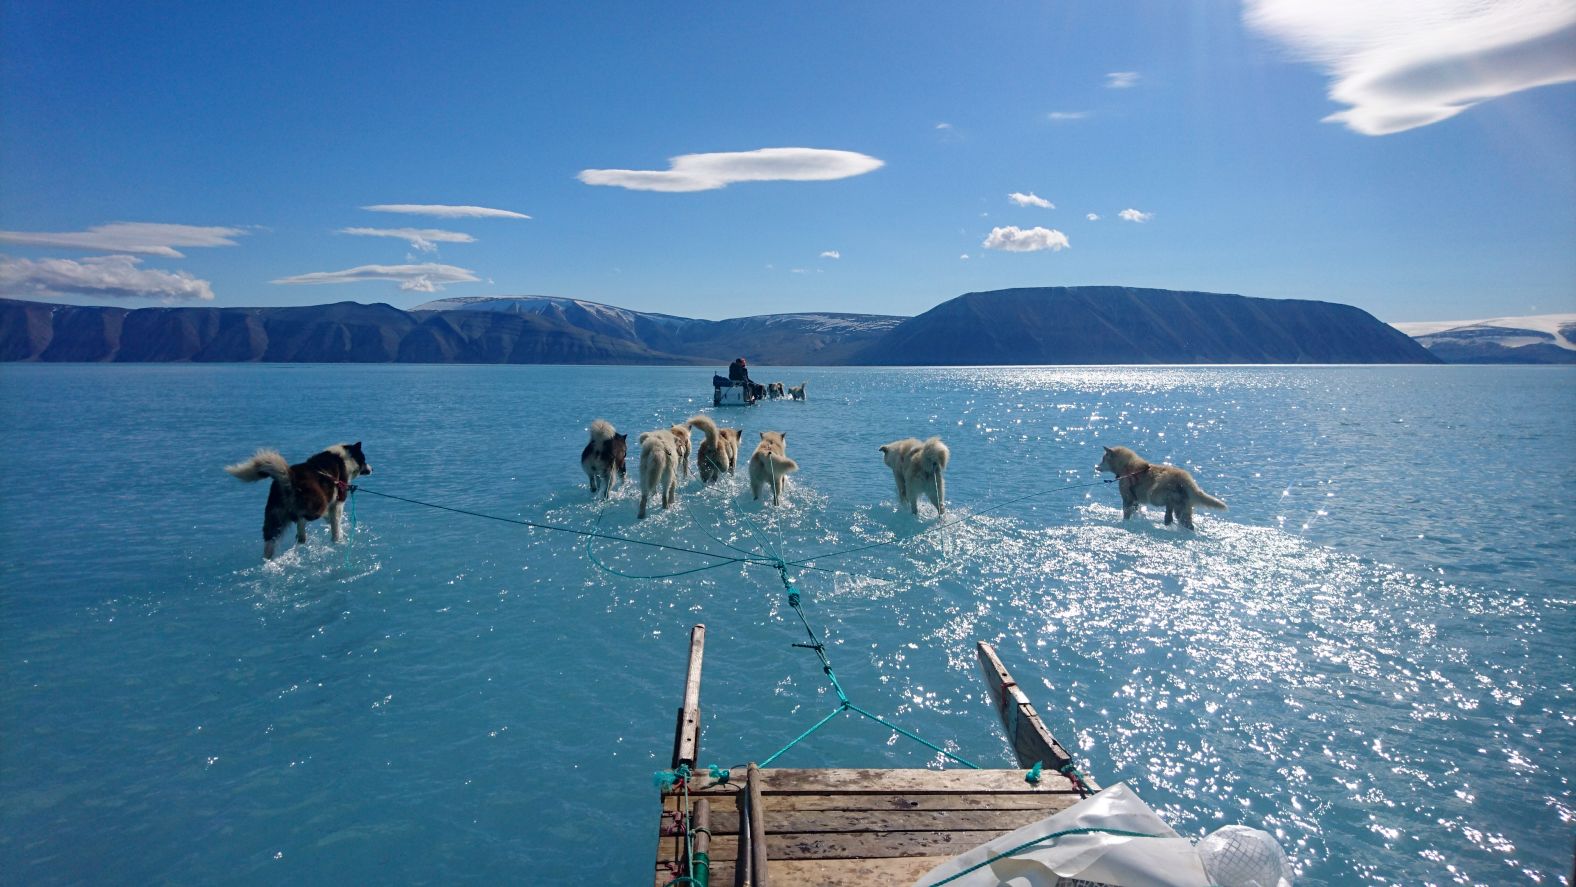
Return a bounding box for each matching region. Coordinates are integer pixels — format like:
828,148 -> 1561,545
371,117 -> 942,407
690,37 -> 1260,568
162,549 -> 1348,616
668,791 -> 1067,814
746,763 -> 769,886
662,856 -> 955,887
683,767 -> 1080,795
658,805 -> 1062,838
672,624 -> 706,770
689,829 -> 1006,862
976,642 -> 1100,792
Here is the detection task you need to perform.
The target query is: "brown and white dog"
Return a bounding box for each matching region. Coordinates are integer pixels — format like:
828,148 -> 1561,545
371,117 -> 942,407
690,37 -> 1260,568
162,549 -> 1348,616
637,429 -> 681,518
581,419 -> 628,498
226,442 -> 372,559
1096,445 -> 1226,530
668,424 -> 692,479
748,431 -> 799,505
788,382 -> 807,401
768,382 -> 785,399
687,415 -> 742,483
879,436 -> 949,516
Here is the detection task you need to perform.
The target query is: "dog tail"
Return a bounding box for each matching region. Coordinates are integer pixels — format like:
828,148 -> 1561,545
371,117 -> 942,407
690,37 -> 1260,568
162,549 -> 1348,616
767,453 -> 798,475
1188,479 -> 1227,511
918,437 -> 950,472
686,414 -> 719,445
588,418 -> 616,442
226,449 -> 290,484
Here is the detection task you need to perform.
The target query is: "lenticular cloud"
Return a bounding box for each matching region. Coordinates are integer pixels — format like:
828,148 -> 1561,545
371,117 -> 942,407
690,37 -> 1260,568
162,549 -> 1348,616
578,148 -> 884,192
272,263 -> 480,293
1245,0 -> 1576,135
982,226 -> 1070,253
0,254 -> 215,301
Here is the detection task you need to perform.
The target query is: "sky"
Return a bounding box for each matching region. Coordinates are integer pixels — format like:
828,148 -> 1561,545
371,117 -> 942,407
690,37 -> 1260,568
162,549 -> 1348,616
1,1 -> 1573,323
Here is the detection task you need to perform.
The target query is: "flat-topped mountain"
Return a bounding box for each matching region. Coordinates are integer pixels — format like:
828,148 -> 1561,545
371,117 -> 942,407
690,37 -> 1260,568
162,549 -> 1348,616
1,287 -> 1441,365
851,287 -> 1437,364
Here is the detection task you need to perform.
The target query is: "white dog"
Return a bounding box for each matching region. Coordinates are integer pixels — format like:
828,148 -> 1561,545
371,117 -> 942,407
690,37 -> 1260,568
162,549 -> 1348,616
637,430 -> 680,519
879,436 -> 949,516
748,431 -> 799,505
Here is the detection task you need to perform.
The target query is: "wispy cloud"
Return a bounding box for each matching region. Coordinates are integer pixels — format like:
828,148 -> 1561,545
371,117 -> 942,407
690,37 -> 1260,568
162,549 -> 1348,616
1118,208 -> 1154,222
1008,191 -> 1055,209
338,227 -> 476,253
819,250 -> 841,259
982,226 -> 1070,252
1105,71 -> 1140,88
578,147 -> 884,192
935,122 -> 953,130
1244,0 -> 1576,135
1086,213 -> 1102,221
1047,111 -> 1090,121
0,222 -> 246,258
960,254 -> 971,260
363,204 -> 531,219
272,262 -> 480,293
0,254 -> 214,301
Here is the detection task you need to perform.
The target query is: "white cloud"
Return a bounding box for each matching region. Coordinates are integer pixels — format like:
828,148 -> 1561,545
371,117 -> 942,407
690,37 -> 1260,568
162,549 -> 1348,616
960,254 -> 971,260
982,226 -> 1070,252
338,227 -> 477,253
935,122 -> 953,130
0,222 -> 246,258
577,147 -> 884,192
790,268 -> 809,274
0,254 -> 214,301
1105,71 -> 1141,88
1244,0 -> 1576,135
363,204 -> 531,219
1047,111 -> 1089,121
819,250 -> 841,259
1118,208 -> 1154,222
272,262 -> 480,292
1008,191 -> 1055,209
1086,213 -> 1102,221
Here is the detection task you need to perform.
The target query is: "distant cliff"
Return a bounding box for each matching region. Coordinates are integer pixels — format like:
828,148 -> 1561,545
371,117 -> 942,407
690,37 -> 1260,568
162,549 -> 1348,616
2,287 -> 1443,365
851,287 -> 1438,364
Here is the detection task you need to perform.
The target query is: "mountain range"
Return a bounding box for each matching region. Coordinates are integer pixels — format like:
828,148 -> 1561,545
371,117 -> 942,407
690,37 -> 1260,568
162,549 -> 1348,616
1391,314 -> 1576,364
1,287 -> 1444,365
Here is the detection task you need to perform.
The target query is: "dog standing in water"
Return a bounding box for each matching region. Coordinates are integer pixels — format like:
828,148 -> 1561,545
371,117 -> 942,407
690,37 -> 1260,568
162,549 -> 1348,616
879,436 -> 950,516
226,442 -> 372,559
581,419 -> 628,498
637,429 -> 681,518
668,424 -> 693,479
687,414 -> 742,482
748,430 -> 799,505
1096,445 -> 1226,530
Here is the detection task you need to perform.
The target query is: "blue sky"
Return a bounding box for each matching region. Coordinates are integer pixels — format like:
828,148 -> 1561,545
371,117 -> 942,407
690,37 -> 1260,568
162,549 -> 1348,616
1,1 -> 1572,322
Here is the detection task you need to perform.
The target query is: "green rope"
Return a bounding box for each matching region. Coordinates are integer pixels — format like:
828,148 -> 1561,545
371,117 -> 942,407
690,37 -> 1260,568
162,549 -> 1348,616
352,485 -> 771,569
920,826 -> 1164,886
584,493 -> 759,581
788,478 -> 1113,568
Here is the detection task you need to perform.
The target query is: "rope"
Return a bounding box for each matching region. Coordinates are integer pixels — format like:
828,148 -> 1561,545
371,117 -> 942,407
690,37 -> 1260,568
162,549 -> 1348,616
919,827 -> 1165,886
788,478 -> 1114,568
351,485 -> 773,569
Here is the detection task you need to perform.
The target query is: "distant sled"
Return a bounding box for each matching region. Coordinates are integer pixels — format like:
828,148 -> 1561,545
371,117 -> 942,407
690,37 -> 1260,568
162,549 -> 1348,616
712,374 -> 757,407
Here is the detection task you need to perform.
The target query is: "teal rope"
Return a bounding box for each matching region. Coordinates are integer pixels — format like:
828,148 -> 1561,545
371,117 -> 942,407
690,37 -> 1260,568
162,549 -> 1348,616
758,705 -> 846,768
920,826 -> 1163,886
353,485 -> 770,568
584,494 -> 758,580
789,478 -> 1112,568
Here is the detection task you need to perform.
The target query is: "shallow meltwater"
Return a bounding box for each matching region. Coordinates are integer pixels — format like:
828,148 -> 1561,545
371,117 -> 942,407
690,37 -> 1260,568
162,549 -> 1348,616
1,364 -> 1571,885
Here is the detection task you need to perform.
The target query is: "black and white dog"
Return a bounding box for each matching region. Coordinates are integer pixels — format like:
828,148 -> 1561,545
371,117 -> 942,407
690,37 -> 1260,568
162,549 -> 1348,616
226,442 -> 372,559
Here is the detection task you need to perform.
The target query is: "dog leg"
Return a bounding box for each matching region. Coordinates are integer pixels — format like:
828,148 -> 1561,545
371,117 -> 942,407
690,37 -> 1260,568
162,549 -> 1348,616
296,518 -> 308,545
263,537 -> 277,560
924,477 -> 942,516
1164,504 -> 1174,526
638,491 -> 649,519
329,501 -> 344,542
1180,503 -> 1195,530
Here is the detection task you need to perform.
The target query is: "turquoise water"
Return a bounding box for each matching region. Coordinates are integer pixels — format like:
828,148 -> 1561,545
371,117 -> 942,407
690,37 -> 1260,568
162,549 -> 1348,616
1,364 -> 1572,885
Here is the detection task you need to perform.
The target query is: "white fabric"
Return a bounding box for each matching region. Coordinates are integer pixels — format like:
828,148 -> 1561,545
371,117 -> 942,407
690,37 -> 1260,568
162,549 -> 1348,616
912,782 -> 1212,887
